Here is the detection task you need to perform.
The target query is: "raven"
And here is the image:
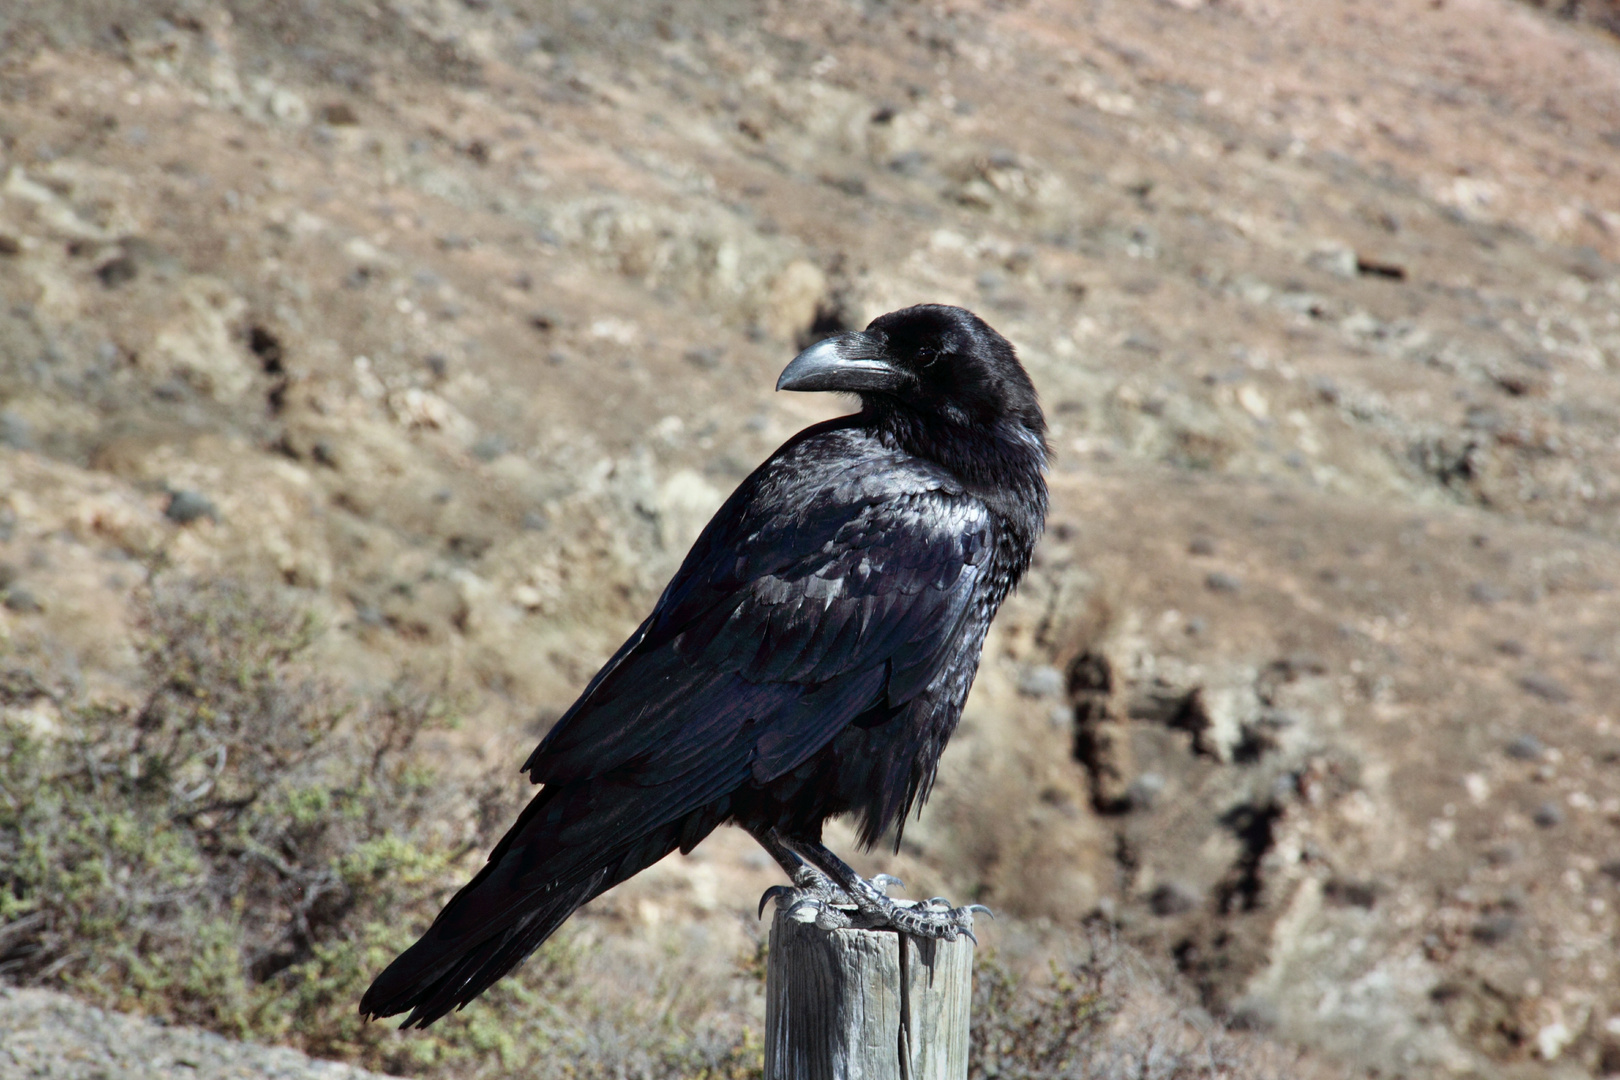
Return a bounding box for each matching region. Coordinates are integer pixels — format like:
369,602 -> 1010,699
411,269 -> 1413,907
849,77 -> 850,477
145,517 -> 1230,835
361,303 -> 1048,1028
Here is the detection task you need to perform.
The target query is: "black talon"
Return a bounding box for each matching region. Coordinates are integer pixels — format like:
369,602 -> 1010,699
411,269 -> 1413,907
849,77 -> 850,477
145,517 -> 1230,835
758,885 -> 795,919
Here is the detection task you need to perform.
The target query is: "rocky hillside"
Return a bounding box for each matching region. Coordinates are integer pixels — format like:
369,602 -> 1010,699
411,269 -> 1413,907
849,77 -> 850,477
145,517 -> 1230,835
2,0 -> 1619,1076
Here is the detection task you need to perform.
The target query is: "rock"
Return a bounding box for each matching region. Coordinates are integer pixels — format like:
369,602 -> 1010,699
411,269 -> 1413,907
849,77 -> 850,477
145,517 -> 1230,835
1471,912 -> 1519,945
1149,881 -> 1200,916
164,490 -> 218,524
95,256 -> 137,288
0,986 -> 399,1080
1505,734 -> 1544,760
1205,571 -> 1242,593
1187,535 -> 1216,556
2,586 -> 42,613
1517,673 -> 1571,704
1532,801 -> 1564,828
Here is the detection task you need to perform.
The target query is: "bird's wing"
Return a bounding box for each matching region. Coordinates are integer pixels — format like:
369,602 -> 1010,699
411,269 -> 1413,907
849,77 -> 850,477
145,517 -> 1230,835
521,457 -> 993,834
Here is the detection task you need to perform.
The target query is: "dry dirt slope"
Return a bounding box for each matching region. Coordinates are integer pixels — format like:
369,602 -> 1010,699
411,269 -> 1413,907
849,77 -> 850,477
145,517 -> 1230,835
1,0 -> 1620,1076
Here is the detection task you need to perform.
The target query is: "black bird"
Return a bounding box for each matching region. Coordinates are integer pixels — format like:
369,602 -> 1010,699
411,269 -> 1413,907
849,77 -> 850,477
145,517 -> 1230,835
361,304 -> 1048,1028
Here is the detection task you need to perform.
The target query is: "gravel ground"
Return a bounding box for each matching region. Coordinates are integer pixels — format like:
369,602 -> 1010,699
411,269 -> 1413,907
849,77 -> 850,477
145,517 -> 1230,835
0,989 -> 397,1080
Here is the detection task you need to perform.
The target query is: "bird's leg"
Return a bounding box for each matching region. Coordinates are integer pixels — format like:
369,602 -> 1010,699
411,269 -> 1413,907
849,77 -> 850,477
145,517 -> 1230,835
749,827 -> 856,917
781,837 -> 987,943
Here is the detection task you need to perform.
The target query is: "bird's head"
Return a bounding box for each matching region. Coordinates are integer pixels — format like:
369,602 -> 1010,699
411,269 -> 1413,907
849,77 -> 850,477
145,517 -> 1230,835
776,305 -> 1045,437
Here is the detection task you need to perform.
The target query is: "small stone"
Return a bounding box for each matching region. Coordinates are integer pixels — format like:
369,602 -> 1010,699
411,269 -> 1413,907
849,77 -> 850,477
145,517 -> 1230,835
0,234 -> 21,256
1518,673 -> 1571,703
1472,912 -> 1519,945
2,586 -> 41,613
425,353 -> 448,378
1148,881 -> 1199,916
1205,570 -> 1242,593
1505,734 -> 1543,760
96,256 -> 138,288
1468,581 -> 1506,604
164,490 -> 218,524
1532,801 -> 1564,828
1188,535 -> 1216,556
1484,842 -> 1521,866
1017,665 -> 1065,699
321,102 -> 360,126
522,510 -> 549,531
1323,878 -> 1379,908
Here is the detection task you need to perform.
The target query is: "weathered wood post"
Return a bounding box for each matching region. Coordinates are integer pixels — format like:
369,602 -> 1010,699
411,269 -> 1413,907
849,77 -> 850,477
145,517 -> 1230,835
763,902 -> 974,1080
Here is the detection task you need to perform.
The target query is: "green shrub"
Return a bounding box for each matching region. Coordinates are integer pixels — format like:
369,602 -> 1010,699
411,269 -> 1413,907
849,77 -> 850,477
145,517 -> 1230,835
0,577 -> 640,1076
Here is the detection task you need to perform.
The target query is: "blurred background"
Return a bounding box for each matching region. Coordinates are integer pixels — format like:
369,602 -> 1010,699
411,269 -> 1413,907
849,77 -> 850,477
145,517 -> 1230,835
1,0 -> 1619,1077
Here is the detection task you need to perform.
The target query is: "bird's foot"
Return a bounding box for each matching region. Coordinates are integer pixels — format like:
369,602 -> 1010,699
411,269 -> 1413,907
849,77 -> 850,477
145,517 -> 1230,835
758,865 -> 904,919
779,876 -> 988,943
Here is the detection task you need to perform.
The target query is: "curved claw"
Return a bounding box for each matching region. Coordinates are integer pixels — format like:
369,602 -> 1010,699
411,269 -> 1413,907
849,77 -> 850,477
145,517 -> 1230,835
924,896 -> 953,910
965,904 -> 995,919
758,885 -> 795,919
872,873 -> 905,895
963,927 -> 979,946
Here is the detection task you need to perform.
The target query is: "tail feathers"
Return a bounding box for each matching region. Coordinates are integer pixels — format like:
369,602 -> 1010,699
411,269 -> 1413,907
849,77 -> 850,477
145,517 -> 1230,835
360,790 -> 724,1028
363,867 -> 608,1028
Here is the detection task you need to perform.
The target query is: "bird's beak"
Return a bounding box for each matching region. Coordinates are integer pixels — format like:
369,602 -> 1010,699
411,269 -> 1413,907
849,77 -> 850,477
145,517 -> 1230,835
776,331 -> 908,394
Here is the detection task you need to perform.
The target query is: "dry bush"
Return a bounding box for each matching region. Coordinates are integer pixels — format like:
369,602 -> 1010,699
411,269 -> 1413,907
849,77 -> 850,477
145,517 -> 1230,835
972,926 -> 1313,1080
0,575 -> 764,1079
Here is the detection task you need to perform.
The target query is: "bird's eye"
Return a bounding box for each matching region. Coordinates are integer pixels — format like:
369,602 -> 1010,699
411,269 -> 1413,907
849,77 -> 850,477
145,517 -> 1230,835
917,348 -> 941,368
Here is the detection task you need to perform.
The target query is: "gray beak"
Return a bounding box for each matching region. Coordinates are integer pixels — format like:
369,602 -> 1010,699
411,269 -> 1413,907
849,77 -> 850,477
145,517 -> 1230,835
776,331 -> 908,394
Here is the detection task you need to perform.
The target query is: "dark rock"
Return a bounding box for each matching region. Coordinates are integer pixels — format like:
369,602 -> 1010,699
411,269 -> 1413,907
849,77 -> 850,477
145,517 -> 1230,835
1324,878 -> 1380,908
1188,535 -> 1216,556
321,102 -> 360,126
2,586 -> 42,614
1468,581 -> 1506,604
165,490 -> 218,524
1505,734 -> 1543,760
1532,801 -> 1564,828
96,256 -> 138,288
1471,912 -> 1519,945
1149,881 -> 1199,916
1517,673 -> 1571,703
522,510 -> 549,531
1205,570 -> 1242,593
0,235 -> 20,256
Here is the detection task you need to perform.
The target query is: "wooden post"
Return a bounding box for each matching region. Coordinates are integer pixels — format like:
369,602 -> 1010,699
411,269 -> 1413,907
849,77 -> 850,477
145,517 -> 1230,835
763,903 -> 974,1080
